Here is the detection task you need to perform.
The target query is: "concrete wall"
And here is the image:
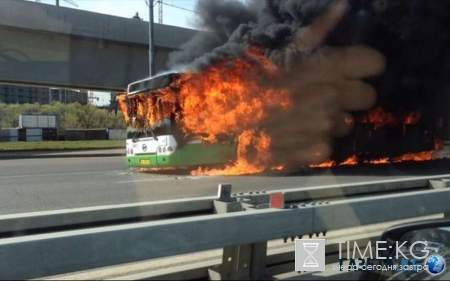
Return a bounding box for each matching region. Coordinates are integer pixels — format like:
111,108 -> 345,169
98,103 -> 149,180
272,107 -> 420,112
0,0 -> 198,91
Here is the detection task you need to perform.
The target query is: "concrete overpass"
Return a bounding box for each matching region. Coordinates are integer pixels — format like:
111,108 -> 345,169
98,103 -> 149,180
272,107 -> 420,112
0,0 -> 197,91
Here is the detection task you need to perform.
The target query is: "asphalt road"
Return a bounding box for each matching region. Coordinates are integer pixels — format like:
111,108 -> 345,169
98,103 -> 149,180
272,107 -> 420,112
1,156 -> 449,215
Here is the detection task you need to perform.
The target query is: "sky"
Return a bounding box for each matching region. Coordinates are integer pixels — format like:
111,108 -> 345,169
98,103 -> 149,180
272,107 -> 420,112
26,0 -> 198,106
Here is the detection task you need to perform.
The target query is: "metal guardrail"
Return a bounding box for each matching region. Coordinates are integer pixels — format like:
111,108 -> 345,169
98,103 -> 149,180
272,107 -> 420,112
1,174 -> 447,237
110,232 -> 383,280
0,175 -> 449,280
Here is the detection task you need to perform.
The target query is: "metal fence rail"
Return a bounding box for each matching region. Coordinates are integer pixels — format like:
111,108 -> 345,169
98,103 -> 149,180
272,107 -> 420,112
0,196 -> 215,237
107,233 -> 381,280
1,174 -> 448,237
0,176 -> 449,280
1,177 -> 450,279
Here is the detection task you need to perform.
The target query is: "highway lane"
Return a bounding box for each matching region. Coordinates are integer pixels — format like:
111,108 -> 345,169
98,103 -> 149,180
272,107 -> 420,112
0,156 -> 449,215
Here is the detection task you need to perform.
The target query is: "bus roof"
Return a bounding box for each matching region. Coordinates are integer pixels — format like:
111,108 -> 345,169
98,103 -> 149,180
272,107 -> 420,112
127,72 -> 180,95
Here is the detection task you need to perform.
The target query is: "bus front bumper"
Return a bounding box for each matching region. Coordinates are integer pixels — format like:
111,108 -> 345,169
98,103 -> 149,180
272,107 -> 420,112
126,154 -> 174,167
127,154 -> 170,168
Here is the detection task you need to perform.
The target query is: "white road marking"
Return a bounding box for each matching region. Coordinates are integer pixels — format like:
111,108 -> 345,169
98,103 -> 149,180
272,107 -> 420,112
116,175 -> 217,183
116,178 -> 173,183
0,170 -> 124,179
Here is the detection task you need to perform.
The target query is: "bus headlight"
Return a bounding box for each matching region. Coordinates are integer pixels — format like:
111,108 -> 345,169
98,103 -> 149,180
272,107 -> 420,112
158,147 -> 162,153
163,147 -> 167,153
167,146 -> 173,152
130,149 -> 134,155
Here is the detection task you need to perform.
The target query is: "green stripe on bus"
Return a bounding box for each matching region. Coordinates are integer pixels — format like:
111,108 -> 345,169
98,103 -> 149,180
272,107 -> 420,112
127,142 -> 237,168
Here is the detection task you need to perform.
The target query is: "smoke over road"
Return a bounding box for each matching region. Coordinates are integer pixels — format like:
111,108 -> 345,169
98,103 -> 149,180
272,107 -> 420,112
169,0 -> 450,116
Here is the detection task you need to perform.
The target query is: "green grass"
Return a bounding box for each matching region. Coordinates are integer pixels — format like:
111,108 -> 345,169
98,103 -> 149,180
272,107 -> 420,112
0,140 -> 125,151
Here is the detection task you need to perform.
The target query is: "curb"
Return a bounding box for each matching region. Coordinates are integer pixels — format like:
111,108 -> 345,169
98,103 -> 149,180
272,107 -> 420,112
0,147 -> 125,153
0,153 -> 125,160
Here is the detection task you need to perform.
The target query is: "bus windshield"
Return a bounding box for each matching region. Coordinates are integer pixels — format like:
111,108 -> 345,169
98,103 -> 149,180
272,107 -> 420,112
118,73 -> 184,143
126,118 -> 172,141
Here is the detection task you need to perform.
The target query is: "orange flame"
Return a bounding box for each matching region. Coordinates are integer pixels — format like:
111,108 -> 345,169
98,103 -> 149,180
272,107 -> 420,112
178,54 -> 290,143
360,106 -> 396,129
177,51 -> 290,175
394,151 -> 433,162
312,149 -> 434,168
367,157 -> 389,164
405,111 -> 422,124
116,93 -> 130,125
340,155 -> 358,166
191,129 -> 273,175
310,160 -> 335,168
360,107 -> 423,130
271,165 -> 285,171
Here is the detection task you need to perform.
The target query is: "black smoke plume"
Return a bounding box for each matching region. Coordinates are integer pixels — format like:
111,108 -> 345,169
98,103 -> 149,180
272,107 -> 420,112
168,0 -> 450,157
168,0 -> 450,111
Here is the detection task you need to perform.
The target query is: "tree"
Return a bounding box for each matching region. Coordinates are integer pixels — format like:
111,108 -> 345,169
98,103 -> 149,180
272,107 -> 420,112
0,102 -> 126,130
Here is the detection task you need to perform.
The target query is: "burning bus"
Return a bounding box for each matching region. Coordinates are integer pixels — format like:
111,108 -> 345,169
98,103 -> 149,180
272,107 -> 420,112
115,46 -> 447,174
117,68 -> 442,173
117,73 -> 237,169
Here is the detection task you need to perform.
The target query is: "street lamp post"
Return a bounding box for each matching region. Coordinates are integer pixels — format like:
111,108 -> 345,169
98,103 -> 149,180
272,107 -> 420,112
149,0 -> 155,77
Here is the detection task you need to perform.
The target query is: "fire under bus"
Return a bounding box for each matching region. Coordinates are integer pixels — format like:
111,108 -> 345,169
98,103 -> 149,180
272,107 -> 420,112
118,73 -> 237,168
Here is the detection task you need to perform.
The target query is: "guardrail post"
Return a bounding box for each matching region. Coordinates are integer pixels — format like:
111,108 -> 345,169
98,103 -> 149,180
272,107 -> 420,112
429,178 -> 450,218
208,184 -> 269,280
213,184 -> 242,214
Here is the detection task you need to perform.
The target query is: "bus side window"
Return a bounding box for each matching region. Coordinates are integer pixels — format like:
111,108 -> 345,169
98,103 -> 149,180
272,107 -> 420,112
170,113 -> 177,135
170,113 -> 188,148
158,99 -> 164,120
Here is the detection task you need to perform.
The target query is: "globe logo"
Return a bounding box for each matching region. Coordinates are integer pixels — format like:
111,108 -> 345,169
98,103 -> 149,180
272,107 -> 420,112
425,255 -> 445,275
